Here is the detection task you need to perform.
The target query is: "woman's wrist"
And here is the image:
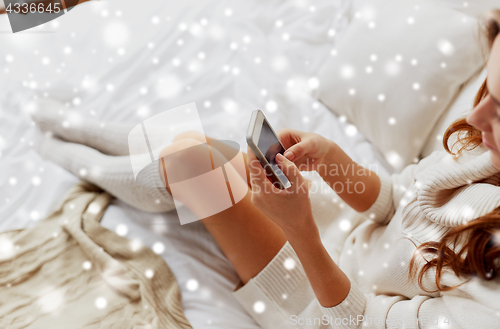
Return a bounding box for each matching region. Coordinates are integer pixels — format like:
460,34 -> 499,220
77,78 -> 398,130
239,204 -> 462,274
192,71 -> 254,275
316,140 -> 381,212
285,221 -> 351,308
283,215 -> 320,244
318,139 -> 339,176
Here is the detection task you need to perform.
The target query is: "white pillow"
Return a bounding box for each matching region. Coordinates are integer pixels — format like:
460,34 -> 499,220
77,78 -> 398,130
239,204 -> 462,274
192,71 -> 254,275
420,67 -> 487,157
312,0 -> 484,171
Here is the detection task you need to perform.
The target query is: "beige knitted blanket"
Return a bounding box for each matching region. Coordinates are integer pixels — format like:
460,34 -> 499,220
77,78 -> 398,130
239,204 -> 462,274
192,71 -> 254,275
0,182 -> 192,329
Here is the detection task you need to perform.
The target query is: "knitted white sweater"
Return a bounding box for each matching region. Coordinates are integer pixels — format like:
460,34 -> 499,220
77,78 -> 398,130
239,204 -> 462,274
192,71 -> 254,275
233,145 -> 500,329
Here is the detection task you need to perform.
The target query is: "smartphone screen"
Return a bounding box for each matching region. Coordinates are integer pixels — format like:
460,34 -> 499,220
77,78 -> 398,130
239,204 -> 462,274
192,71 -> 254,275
257,120 -> 291,188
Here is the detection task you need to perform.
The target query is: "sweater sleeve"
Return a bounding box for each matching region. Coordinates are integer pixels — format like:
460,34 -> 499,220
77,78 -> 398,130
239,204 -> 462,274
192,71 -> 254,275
233,241 -> 500,329
359,150 -> 447,225
320,278 -> 500,329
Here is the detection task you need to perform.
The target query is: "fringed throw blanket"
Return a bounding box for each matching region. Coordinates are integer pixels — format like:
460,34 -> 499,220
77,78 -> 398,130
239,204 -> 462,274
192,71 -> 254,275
0,182 -> 192,329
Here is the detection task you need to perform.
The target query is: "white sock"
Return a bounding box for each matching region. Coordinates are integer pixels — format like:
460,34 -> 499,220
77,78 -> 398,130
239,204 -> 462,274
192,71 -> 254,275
32,98 -> 176,213
33,98 -> 133,156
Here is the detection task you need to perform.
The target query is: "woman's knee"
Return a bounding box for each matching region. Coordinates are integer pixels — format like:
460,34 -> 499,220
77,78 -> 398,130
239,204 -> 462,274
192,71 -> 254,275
160,137 -> 201,158
172,131 -> 206,143
158,138 -> 205,192
158,137 -> 248,209
159,138 -> 210,179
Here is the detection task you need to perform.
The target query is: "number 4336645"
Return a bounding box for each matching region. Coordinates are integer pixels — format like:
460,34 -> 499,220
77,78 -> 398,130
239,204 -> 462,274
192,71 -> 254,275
5,2 -> 62,14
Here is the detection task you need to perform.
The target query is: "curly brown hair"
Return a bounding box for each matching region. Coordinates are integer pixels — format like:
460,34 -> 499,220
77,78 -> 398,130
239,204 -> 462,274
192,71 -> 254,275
409,9 -> 500,292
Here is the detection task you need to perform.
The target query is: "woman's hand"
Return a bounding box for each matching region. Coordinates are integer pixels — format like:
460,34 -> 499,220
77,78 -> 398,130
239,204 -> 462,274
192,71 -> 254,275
279,128 -> 382,213
277,129 -> 336,172
247,146 -> 317,237
247,146 -> 351,308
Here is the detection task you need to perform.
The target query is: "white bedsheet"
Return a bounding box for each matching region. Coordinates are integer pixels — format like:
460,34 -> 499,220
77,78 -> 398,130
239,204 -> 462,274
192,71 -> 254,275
0,0 -> 392,328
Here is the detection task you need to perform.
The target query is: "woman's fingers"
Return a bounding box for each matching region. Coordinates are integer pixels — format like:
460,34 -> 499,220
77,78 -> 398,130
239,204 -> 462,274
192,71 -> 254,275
275,153 -> 305,192
283,138 -> 314,163
32,98 -> 133,156
246,147 -> 276,191
277,128 -> 303,149
247,147 -> 266,187
277,129 -> 315,163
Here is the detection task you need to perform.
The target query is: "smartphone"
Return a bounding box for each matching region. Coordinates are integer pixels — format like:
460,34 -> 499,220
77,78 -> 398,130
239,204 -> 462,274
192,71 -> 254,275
246,110 -> 292,189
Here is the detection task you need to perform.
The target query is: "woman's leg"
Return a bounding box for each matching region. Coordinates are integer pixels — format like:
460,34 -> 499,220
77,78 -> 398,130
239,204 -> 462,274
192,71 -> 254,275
160,135 -> 287,284
172,131 -> 251,187
202,191 -> 288,284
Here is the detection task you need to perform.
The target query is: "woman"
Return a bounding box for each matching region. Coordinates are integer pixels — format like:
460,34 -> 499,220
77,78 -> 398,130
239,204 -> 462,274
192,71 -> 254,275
32,9 -> 500,329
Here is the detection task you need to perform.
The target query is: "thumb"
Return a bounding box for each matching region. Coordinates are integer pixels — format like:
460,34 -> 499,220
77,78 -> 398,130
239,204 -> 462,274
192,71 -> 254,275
276,153 -> 304,188
283,139 -> 312,162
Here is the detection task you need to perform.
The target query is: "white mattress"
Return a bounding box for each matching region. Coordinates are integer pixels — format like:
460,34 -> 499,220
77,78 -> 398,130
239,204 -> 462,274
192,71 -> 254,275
0,0 -> 392,327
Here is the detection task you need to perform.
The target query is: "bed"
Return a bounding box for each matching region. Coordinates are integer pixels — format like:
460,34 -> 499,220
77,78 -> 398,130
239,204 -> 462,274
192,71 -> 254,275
0,0 -> 496,327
